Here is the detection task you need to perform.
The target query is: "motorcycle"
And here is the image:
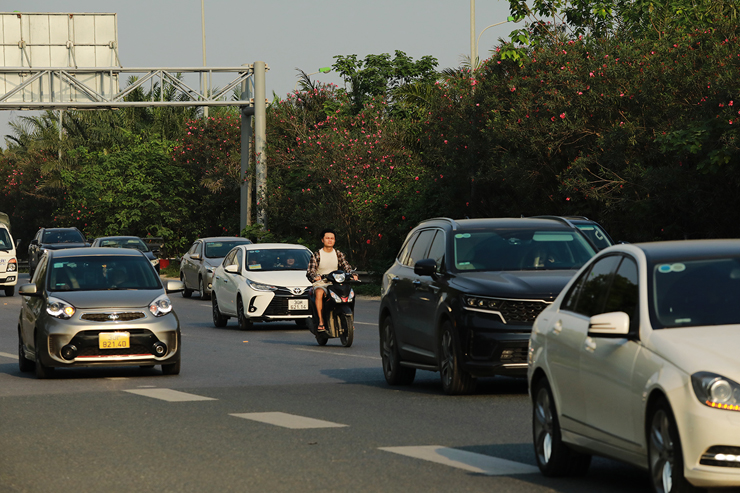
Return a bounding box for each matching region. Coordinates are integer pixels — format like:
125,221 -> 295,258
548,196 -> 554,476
308,270 -> 359,347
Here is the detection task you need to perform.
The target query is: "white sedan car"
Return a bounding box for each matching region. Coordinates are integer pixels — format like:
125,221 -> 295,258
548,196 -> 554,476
211,243 -> 312,329
528,240 -> 740,492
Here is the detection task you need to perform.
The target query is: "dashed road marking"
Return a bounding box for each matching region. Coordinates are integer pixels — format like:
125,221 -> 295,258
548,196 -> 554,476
379,446 -> 539,476
124,388 -> 216,402
294,348 -> 381,360
354,321 -> 376,326
0,351 -> 18,360
230,411 -> 348,429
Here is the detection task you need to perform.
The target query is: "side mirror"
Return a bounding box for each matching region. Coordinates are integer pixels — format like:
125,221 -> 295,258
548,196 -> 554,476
588,311 -> 631,338
414,258 -> 437,277
19,283 -> 39,297
15,239 -> 21,249
30,239 -> 38,246
224,264 -> 239,274
165,280 -> 185,293
191,253 -> 202,261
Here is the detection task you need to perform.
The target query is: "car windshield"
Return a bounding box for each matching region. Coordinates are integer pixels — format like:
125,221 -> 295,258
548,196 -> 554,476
245,249 -> 311,272
575,224 -> 613,251
652,257 -> 740,329
205,240 -> 251,258
43,230 -> 84,244
0,228 -> 12,251
453,229 -> 595,272
47,255 -> 161,291
98,238 -> 150,252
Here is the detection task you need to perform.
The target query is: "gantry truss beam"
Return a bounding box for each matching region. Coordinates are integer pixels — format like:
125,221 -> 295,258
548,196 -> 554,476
0,65 -> 262,110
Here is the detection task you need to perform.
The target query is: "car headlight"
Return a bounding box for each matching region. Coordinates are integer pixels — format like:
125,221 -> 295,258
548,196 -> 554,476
246,279 -> 277,291
692,372 -> 740,411
6,258 -> 17,272
150,258 -> 160,266
463,295 -> 503,311
149,294 -> 173,317
47,297 -> 76,319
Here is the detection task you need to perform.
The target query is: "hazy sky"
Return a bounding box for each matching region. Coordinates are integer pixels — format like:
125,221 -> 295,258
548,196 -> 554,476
1,0 -> 514,143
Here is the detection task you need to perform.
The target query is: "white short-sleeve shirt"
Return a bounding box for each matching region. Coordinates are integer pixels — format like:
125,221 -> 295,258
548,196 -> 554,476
317,249 -> 339,275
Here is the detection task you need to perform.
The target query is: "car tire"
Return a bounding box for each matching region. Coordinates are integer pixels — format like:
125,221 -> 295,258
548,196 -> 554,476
5,285 -> 15,297
212,295 -> 228,328
532,378 -> 591,477
381,317 -> 416,385
199,277 -> 210,300
237,297 -> 252,330
339,313 -> 354,347
18,332 -> 34,372
438,321 -> 476,395
34,332 -> 54,379
180,273 -> 192,298
161,358 -> 181,375
648,397 -> 701,493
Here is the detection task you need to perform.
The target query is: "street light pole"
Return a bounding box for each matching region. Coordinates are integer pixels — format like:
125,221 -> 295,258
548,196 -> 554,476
476,16 -> 518,66
294,67 -> 332,92
201,0 -> 208,119
470,0 -> 476,71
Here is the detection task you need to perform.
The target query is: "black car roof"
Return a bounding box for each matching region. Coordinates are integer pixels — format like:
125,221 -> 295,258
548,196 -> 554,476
637,240 -> 740,264
418,217 -> 577,231
50,247 -> 144,258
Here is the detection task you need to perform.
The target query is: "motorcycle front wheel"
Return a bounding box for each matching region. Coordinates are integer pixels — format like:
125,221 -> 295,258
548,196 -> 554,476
339,313 -> 354,347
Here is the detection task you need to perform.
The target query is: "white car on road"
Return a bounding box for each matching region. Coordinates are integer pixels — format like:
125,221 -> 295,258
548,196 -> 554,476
528,240 -> 740,492
211,243 -> 312,330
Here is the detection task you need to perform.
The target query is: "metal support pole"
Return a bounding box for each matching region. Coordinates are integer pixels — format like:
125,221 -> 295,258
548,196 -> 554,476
58,109 -> 63,160
470,0 -> 476,70
240,67 -> 253,232
201,0 -> 209,120
253,61 -> 267,227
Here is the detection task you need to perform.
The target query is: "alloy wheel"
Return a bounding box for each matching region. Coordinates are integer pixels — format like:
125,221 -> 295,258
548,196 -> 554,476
649,409 -> 675,493
534,386 -> 554,466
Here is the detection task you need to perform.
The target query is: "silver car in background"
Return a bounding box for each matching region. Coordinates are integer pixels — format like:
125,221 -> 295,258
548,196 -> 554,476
18,247 -> 184,378
180,236 -> 252,300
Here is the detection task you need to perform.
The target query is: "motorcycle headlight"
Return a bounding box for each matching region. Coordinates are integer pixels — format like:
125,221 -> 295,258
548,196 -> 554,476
6,258 -> 17,272
332,272 -> 346,283
246,279 -> 277,291
149,294 -> 173,317
692,372 -> 740,411
47,297 -> 76,319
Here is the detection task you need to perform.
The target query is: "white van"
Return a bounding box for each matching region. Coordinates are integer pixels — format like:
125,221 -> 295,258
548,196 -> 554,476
0,213 -> 18,296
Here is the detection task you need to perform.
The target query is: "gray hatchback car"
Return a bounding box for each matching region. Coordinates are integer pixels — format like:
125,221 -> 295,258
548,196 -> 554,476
18,247 -> 184,378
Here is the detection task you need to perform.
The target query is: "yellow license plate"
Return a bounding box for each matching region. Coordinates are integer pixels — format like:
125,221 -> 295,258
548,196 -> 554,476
99,332 -> 130,349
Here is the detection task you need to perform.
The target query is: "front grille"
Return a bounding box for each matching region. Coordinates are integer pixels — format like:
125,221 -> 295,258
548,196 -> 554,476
77,344 -> 153,357
498,300 -> 549,324
274,286 -> 309,296
263,296 -> 310,316
81,312 -> 146,322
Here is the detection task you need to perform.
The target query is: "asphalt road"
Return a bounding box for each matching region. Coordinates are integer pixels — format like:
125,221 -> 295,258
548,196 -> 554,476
0,273 -> 651,493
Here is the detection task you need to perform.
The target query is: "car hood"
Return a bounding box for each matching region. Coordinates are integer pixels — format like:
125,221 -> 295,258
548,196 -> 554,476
451,270 -> 579,301
51,289 -> 165,309
645,326 -> 740,380
204,257 -> 223,269
245,271 -> 311,288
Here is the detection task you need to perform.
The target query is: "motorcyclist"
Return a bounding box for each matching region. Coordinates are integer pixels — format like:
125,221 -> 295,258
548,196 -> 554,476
306,228 -> 358,332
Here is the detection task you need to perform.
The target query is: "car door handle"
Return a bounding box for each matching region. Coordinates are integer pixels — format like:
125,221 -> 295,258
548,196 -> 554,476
552,320 -> 562,334
584,337 -> 596,353
412,280 -> 421,287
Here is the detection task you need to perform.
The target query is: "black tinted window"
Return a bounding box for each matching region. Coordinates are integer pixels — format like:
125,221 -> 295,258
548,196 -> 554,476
427,230 -> 446,269
43,229 -> 84,244
398,233 -> 418,266
245,249 -> 311,272
575,255 -> 621,317
206,240 -> 252,258
407,230 -> 435,267
48,255 -> 161,291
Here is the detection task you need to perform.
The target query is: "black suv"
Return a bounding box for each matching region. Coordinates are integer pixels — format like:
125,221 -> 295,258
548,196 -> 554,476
378,217 -> 596,394
28,227 -> 89,276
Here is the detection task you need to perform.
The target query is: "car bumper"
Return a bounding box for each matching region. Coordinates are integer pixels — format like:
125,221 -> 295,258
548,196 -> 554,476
680,399 -> 740,487
38,312 -> 180,368
0,274 -> 17,286
457,310 -> 532,377
244,291 -> 311,321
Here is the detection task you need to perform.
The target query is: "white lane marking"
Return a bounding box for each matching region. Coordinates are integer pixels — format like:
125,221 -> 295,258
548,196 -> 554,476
0,351 -> 18,360
230,412 -> 348,429
379,446 -> 539,476
294,348 -> 381,360
354,321 -> 376,326
124,388 -> 216,402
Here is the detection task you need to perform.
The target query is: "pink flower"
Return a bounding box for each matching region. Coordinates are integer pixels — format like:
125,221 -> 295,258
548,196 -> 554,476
560,113 -> 565,119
